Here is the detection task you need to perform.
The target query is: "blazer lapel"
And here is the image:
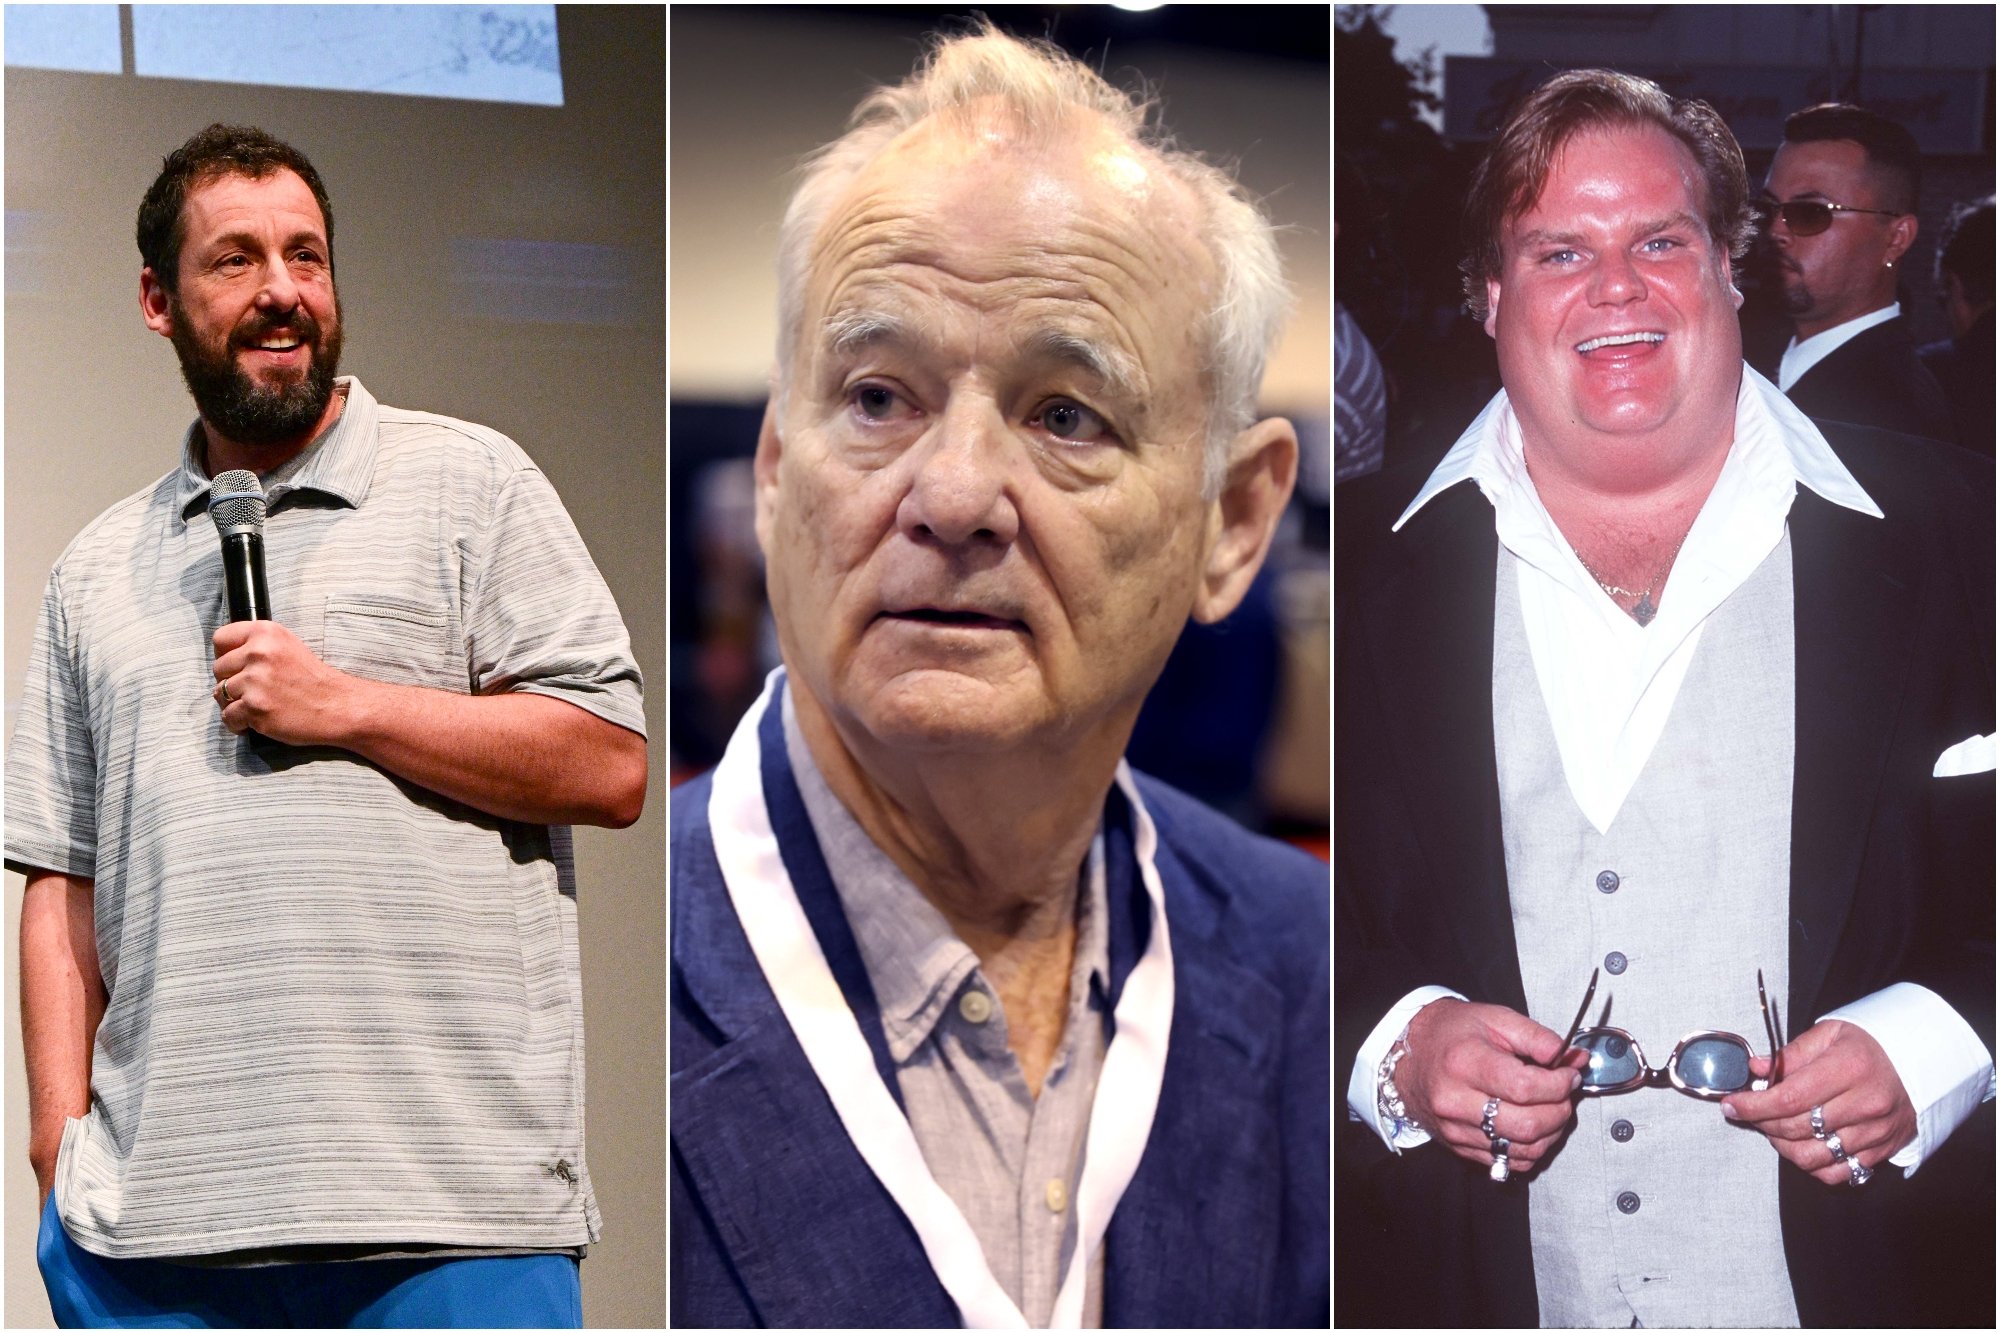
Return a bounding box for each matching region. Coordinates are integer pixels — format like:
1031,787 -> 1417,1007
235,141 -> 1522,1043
676,698 -> 1315,1327
1362,482 -> 1526,1009
1785,487 -> 1923,1015
1103,853 -> 1290,1327
670,749 -> 957,1327
673,1017 -> 958,1328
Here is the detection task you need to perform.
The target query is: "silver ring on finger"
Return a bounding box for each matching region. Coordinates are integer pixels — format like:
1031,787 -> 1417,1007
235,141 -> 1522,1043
1481,1096 -> 1501,1142
1809,1104 -> 1828,1140
1824,1130 -> 1847,1162
1846,1157 -> 1873,1187
1489,1137 -> 1512,1183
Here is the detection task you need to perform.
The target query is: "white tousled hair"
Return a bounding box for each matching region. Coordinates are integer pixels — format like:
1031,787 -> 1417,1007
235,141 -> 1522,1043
773,22 -> 1291,496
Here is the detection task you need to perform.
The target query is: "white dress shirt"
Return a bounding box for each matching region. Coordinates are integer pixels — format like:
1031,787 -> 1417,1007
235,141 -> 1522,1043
1345,365 -> 1996,1175
1776,301 -> 1900,391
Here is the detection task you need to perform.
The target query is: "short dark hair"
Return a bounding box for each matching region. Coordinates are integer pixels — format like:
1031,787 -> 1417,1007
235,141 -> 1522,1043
1935,196 -> 1995,308
1780,103 -> 1922,214
1460,69 -> 1752,322
137,124 -> 334,293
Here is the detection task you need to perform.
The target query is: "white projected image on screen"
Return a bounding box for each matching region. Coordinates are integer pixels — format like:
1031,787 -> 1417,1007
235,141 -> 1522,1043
4,5 -> 122,73
5,4 -> 563,106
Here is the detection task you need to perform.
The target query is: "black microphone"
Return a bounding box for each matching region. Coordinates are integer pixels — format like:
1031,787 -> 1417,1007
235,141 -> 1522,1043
208,470 -> 272,622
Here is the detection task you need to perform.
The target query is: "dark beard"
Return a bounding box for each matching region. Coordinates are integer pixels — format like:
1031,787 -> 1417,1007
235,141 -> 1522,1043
1777,271 -> 1815,318
169,302 -> 343,446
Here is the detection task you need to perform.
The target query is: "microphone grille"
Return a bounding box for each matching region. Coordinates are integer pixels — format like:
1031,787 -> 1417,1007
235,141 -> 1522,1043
208,470 -> 266,537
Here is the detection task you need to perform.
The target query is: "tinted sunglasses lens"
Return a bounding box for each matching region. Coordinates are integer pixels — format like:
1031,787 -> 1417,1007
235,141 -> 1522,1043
1677,1036 -> 1752,1093
1781,201 -> 1832,235
1574,1031 -> 1641,1089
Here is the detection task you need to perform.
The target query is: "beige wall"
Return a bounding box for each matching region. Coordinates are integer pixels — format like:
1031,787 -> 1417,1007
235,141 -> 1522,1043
669,8 -> 1330,417
3,7 -> 664,1326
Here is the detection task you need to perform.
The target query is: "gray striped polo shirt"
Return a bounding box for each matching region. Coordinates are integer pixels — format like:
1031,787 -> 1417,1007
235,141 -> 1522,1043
5,378 -> 645,1259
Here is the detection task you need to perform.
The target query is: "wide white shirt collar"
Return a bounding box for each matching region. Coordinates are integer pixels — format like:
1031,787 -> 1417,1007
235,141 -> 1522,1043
1394,365 -> 1881,832
1777,301 -> 1900,391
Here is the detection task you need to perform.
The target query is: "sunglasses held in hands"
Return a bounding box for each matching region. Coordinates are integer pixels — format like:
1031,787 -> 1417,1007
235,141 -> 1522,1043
1554,967 -> 1786,1099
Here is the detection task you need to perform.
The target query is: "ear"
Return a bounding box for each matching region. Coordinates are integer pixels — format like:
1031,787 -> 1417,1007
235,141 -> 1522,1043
752,395 -> 784,557
139,267 -> 174,339
1885,213 -> 1918,267
1484,278 -> 1503,338
1191,416 -> 1298,625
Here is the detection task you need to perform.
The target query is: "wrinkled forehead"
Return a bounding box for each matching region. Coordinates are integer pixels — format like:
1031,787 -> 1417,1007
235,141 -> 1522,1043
799,108 -> 1215,343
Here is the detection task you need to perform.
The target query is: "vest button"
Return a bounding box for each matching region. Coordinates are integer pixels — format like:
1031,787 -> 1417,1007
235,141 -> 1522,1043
1616,1190 -> 1641,1214
1596,869 -> 1620,893
1605,951 -> 1628,975
1610,1119 -> 1635,1142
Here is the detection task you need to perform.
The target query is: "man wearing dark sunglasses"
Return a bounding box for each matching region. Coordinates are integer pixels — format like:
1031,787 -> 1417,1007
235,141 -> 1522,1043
1338,67 -> 1993,1330
1758,103 -> 1957,447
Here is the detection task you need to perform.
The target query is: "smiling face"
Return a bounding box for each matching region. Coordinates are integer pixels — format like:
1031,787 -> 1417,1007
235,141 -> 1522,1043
1762,139 -> 1914,339
757,110 -> 1228,762
1484,124 -> 1744,487
141,168 -> 343,452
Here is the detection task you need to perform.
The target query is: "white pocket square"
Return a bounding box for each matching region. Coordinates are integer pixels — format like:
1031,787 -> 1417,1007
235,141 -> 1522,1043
1933,733 -> 1995,777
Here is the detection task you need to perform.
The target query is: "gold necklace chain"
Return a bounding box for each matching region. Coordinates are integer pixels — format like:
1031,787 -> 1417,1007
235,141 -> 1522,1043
1572,531 -> 1688,627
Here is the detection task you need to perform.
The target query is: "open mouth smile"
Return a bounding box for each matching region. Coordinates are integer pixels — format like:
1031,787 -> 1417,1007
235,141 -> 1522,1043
1575,331 -> 1666,354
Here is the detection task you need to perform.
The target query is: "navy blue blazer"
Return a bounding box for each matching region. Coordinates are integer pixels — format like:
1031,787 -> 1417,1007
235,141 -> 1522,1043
670,700 -> 1328,1328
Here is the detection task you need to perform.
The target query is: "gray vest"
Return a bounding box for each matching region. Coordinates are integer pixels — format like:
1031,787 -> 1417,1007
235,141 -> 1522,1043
1495,537 -> 1801,1329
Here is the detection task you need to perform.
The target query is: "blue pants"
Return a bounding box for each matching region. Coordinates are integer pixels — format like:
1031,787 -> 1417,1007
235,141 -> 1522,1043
37,1193 -> 583,1328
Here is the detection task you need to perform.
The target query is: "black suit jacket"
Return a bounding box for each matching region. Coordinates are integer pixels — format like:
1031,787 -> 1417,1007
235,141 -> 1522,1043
1919,309 -> 1997,460
1334,421 -> 1994,1327
1778,316 -> 1958,447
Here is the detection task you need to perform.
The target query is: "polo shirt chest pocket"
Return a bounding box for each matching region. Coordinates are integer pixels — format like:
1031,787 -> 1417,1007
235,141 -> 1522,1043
321,593 -> 468,694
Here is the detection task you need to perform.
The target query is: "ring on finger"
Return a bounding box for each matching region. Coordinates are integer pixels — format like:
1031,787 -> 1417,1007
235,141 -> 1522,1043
1824,1130 -> 1847,1162
1489,1137 -> 1512,1183
1846,1157 -> 1873,1187
217,680 -> 232,706
1480,1096 -> 1501,1142
1809,1105 -> 1828,1140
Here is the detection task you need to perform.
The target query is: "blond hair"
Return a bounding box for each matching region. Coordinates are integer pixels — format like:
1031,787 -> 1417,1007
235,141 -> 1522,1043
774,22 -> 1290,494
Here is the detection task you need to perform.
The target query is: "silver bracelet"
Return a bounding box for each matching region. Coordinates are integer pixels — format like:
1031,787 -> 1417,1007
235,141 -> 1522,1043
1376,1028 -> 1422,1138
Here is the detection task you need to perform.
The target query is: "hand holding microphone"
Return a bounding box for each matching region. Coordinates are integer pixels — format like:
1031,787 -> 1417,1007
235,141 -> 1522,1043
208,470 -> 271,623
207,469 -> 348,743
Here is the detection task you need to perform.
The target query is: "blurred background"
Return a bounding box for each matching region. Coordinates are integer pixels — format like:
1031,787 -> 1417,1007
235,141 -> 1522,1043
671,4 -> 1333,853
1335,3 -> 1995,480
4,5 -> 663,1325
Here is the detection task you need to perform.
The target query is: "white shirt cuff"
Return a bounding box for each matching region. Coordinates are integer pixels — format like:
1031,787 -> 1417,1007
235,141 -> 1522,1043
1818,981 -> 1996,1176
1933,732 -> 1994,776
1345,985 -> 1466,1152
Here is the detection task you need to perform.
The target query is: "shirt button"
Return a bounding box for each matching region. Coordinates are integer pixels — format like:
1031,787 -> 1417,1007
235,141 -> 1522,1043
1616,1191 -> 1641,1214
1605,951 -> 1628,975
958,989 -> 994,1024
1596,870 -> 1621,894
1611,1119 -> 1635,1143
1045,1178 -> 1068,1213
